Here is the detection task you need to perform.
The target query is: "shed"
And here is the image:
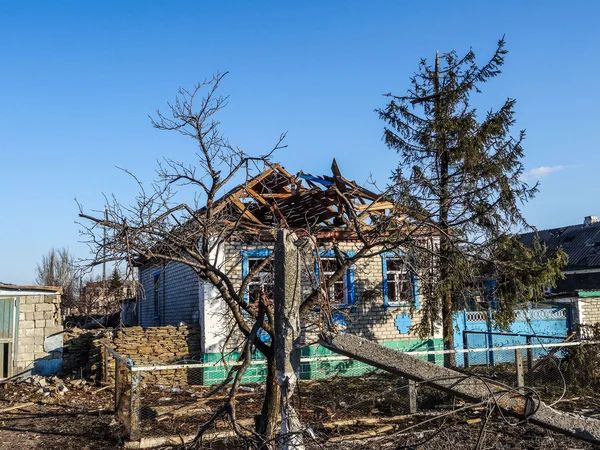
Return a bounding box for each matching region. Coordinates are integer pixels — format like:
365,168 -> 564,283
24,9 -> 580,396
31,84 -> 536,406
0,284 -> 63,378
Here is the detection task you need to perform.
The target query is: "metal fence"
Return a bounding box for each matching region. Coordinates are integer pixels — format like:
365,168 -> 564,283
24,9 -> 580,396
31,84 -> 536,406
105,340 -> 600,447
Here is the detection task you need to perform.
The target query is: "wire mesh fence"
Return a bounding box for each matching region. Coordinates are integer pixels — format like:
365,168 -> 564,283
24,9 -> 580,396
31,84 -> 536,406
105,339 -> 600,448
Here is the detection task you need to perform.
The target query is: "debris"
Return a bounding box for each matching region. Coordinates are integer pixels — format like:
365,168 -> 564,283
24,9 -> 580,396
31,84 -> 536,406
239,386 -> 254,392
92,385 -> 111,395
0,402 -> 34,413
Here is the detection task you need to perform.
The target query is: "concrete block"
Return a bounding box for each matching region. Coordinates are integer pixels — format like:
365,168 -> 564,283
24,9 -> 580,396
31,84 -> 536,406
19,345 -> 35,354
34,327 -> 45,336
35,320 -> 45,328
34,311 -> 45,320
18,353 -> 34,363
19,337 -> 34,346
19,304 -> 35,313
43,311 -> 54,320
19,320 -> 35,329
23,328 -> 35,337
35,303 -> 54,312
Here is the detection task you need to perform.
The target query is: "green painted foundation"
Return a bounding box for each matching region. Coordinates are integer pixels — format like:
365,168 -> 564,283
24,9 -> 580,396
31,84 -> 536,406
201,338 -> 444,385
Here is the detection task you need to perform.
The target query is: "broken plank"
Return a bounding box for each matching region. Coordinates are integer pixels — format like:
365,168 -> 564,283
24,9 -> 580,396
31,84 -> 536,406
328,425 -> 395,443
0,402 -> 34,413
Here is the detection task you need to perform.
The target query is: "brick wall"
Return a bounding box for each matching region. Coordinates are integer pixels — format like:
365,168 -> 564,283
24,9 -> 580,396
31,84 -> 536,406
579,298 -> 600,326
217,241 -> 436,355
16,292 -> 62,373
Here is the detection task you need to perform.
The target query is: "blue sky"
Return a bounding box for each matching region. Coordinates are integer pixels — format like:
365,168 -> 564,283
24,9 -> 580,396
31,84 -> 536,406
1,1 -> 599,285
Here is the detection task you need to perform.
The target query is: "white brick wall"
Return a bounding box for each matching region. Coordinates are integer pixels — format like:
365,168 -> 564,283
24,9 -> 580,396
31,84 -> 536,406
139,239 -> 435,355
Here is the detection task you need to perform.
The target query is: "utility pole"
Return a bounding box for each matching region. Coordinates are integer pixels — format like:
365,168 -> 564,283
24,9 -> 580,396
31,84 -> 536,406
103,206 -> 108,294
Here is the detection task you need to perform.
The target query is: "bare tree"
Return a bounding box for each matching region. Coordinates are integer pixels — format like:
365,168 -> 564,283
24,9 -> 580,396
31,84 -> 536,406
35,247 -> 78,311
78,73 -> 422,448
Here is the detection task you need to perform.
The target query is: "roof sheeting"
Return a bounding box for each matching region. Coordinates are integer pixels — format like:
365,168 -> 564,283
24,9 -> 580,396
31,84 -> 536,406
520,221 -> 600,269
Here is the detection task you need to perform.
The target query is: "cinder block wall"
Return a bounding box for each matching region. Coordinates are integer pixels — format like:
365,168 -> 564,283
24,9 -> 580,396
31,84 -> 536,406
16,293 -> 62,373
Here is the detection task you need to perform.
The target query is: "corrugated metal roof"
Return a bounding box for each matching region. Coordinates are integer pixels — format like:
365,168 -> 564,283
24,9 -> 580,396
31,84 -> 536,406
520,221 -> 600,269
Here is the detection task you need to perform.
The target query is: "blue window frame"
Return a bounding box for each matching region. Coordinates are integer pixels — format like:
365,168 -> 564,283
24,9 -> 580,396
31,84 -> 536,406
315,250 -> 355,306
381,252 -> 419,308
240,249 -> 273,303
240,249 -> 273,342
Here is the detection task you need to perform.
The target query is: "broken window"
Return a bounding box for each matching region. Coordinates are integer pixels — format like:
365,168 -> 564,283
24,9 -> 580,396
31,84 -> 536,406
384,258 -> 414,306
321,258 -> 347,305
247,258 -> 274,304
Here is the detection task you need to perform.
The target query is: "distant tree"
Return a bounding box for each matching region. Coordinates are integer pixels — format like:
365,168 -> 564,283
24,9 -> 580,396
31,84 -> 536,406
108,267 -> 124,302
35,247 -> 78,310
378,38 -> 567,366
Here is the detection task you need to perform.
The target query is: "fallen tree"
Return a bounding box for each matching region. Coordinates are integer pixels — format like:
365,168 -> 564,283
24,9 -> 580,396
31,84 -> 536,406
319,332 -> 600,445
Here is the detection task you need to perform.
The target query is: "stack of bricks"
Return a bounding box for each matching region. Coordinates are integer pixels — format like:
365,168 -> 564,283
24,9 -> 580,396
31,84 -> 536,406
16,293 -> 62,372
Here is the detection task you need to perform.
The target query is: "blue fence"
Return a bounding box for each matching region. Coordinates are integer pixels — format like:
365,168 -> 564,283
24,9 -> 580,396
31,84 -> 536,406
453,307 -> 573,367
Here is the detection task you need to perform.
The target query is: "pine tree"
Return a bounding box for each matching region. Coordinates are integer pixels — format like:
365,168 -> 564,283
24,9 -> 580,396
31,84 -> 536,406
108,267 -> 124,302
378,38 -> 566,366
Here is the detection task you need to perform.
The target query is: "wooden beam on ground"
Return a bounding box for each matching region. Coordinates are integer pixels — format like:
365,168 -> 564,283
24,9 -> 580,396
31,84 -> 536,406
319,332 -> 600,445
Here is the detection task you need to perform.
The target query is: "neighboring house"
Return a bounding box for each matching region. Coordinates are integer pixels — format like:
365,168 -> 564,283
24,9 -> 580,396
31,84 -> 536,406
135,163 -> 443,369
0,283 -> 63,378
79,279 -> 136,316
520,215 -> 600,328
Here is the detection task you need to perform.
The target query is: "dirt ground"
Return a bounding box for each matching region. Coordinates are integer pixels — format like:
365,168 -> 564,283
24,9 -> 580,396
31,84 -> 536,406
0,375 -> 598,449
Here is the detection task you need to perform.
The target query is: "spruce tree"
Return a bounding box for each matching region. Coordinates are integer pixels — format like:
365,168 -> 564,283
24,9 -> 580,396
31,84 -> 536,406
378,38 -> 566,366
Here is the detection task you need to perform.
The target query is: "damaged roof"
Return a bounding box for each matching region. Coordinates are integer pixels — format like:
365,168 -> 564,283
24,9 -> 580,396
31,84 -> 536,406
204,159 -> 398,237
520,221 -> 600,269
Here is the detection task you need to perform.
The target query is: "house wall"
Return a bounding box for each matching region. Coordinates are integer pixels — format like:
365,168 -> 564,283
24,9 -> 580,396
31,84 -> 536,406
11,292 -> 62,374
577,297 -> 600,326
216,240 -> 442,353
138,260 -> 200,327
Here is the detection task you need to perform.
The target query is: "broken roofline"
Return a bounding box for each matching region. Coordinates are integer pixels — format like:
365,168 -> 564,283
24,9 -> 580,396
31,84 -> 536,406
207,159 -> 393,231
132,159 -> 434,266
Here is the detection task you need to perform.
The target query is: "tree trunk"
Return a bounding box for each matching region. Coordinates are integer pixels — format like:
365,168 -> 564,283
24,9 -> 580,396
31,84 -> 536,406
433,51 -> 456,367
256,354 -> 280,448
273,229 -> 305,450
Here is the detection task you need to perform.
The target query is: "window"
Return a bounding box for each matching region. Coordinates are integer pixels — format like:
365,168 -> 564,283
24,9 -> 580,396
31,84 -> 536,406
241,249 -> 274,305
153,272 -> 160,318
247,258 -> 274,304
321,258 -> 347,304
316,250 -> 355,306
382,255 -> 418,307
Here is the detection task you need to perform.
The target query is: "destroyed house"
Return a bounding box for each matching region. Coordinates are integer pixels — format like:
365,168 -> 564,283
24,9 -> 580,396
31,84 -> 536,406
135,161 -> 442,365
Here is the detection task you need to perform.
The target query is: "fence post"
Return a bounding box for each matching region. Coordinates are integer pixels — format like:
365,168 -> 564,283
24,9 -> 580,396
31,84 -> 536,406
487,310 -> 495,367
408,379 -> 417,414
114,359 -> 120,413
103,345 -> 109,384
514,348 -> 524,390
462,331 -> 470,368
526,336 -> 533,371
129,370 -> 141,441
